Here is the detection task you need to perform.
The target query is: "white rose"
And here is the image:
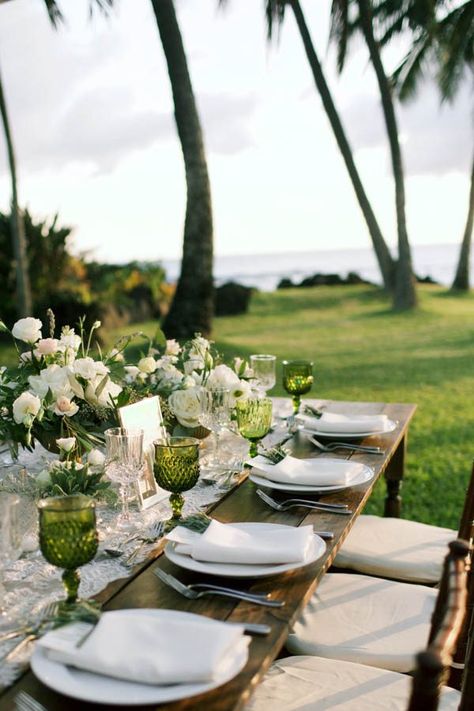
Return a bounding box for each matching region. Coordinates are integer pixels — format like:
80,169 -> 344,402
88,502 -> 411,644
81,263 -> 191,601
12,317 -> 42,344
108,348 -> 124,363
168,387 -> 202,428
165,339 -> 181,356
34,338 -> 58,357
53,396 -> 79,417
74,357 -> 108,380
184,358 -> 204,375
124,366 -> 140,383
207,364 -> 240,390
12,391 -> 41,425
138,356 -> 157,374
56,437 -> 76,453
29,365 -> 72,399
182,375 -> 197,389
88,448 -> 105,467
85,376 -> 122,406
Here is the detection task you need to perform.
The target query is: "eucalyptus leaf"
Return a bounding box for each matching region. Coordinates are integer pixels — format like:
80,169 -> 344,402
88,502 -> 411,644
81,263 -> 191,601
178,512 -> 212,533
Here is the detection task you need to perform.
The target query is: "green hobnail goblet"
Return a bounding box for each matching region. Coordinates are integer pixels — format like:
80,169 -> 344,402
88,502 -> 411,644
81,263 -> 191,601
235,397 -> 273,458
153,437 -> 200,525
38,495 -> 99,617
282,360 -> 314,414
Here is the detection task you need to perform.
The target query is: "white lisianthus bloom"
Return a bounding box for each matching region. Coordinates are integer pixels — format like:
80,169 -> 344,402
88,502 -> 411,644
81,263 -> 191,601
233,357 -> 253,378
108,348 -> 124,362
12,391 -> 41,424
34,338 -> 58,357
156,365 -> 183,390
124,365 -> 140,383
58,328 -> 81,353
85,376 -> 122,407
56,437 -> 76,453
230,378 -> 252,403
53,395 -> 79,417
184,358 -> 204,375
168,387 -> 202,428
138,356 -> 157,374
29,365 -> 72,400
181,375 -> 197,389
12,317 -> 42,344
206,364 -> 251,405
88,448 -> 105,467
74,357 -> 108,380
165,339 -> 181,356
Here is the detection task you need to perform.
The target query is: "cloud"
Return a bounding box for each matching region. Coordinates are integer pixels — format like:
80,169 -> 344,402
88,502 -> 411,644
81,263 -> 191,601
199,93 -> 258,155
342,81 -> 472,176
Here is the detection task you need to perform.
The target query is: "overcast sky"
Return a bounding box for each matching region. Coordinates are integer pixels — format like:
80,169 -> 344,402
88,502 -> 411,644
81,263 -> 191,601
0,0 -> 472,263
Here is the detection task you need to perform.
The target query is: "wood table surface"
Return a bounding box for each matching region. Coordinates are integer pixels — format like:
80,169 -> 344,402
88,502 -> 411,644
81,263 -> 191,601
0,399 -> 416,711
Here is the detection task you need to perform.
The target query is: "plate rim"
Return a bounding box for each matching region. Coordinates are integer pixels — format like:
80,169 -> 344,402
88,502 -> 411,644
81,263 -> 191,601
248,464 -> 374,493
164,521 -> 326,578
30,608 -> 249,706
301,418 -> 397,439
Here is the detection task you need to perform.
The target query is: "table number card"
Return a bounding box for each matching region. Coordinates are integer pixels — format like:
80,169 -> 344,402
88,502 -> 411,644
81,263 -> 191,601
119,396 -> 168,509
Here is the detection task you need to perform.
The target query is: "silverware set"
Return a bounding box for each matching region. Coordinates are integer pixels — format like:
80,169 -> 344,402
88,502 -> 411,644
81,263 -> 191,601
15,691 -> 48,711
154,567 -> 284,609
257,488 -> 351,517
309,435 -> 383,455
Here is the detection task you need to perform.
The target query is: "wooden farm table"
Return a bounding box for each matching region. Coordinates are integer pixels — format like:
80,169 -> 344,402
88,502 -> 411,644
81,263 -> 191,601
0,399 -> 416,711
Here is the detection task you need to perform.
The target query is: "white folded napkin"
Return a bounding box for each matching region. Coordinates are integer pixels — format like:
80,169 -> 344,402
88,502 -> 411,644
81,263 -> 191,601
167,519 -> 313,565
38,611 -> 249,686
298,412 -> 391,434
250,455 -> 365,487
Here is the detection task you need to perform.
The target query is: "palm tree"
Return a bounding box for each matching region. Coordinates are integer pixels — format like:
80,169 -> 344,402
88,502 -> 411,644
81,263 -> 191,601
378,0 -> 473,291
43,0 -> 214,338
262,0 -> 396,291
0,61 -> 32,317
331,0 -> 417,310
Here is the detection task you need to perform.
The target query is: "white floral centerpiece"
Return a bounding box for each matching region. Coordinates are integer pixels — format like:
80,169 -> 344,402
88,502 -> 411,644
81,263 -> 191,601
0,314 -> 124,458
122,333 -> 253,434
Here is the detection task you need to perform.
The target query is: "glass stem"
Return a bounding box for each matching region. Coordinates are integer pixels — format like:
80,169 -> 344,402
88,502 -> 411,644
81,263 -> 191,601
63,568 -> 80,604
169,492 -> 184,519
249,441 -> 258,458
119,484 -> 130,520
212,429 -> 219,463
292,395 -> 301,414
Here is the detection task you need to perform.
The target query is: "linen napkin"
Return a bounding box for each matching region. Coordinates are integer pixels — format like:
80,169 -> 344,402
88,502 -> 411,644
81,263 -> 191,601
167,519 -> 313,565
297,412 -> 392,435
38,610 -> 249,685
250,454 -> 365,487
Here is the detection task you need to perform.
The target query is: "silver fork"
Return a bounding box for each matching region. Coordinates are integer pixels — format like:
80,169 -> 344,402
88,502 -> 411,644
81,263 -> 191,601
15,691 -> 48,711
154,568 -> 284,607
257,489 -> 352,517
126,521 -> 165,564
0,601 -> 58,645
309,435 -> 383,455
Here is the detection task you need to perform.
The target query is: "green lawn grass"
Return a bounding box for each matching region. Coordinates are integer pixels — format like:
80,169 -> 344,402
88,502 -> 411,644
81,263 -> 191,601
3,284 -> 473,528
121,283 -> 474,529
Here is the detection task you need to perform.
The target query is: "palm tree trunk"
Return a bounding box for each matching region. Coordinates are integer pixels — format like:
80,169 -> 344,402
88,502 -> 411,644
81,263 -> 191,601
0,64 -> 32,317
289,0 -> 395,292
451,152 -> 474,291
151,0 -> 214,339
357,0 -> 417,310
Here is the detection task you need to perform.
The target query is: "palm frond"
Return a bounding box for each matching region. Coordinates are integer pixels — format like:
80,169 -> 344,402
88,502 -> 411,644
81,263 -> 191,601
392,33 -> 433,101
437,2 -> 474,101
88,0 -> 115,20
42,0 -> 64,28
329,0 -> 350,72
265,0 -> 286,41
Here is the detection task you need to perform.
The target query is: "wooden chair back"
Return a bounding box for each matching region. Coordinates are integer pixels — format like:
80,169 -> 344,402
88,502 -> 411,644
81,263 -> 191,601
407,539 -> 469,711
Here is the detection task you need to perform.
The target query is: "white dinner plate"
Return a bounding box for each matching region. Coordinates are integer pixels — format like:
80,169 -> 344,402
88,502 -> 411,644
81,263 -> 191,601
30,609 -> 248,706
165,522 -> 326,578
301,419 -> 397,439
249,463 -> 374,494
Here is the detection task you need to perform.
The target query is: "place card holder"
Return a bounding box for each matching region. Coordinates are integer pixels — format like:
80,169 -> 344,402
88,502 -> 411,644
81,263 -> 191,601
118,396 -> 168,510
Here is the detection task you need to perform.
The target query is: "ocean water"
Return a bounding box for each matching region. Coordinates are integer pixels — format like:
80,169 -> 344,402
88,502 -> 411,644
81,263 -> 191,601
163,243 -> 471,292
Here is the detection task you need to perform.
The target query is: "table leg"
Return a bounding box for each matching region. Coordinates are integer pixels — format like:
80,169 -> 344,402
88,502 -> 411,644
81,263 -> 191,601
384,436 -> 406,518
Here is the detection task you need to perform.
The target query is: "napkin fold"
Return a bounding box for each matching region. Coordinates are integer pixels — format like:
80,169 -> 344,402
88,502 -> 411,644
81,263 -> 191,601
298,412 -> 391,435
167,519 -> 313,565
251,454 -> 365,487
38,611 -> 249,686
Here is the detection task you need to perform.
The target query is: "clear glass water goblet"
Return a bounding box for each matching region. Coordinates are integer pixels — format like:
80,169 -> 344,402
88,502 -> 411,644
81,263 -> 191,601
199,388 -> 231,470
235,397 -> 273,458
153,437 -> 200,525
0,493 -> 21,617
38,494 -> 99,615
105,427 -> 144,530
250,354 -> 276,394
282,360 -> 314,414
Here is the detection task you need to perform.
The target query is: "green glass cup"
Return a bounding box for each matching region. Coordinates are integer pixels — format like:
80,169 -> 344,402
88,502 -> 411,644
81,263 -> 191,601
236,397 -> 273,458
153,437 -> 200,522
38,495 -> 99,609
282,360 -> 314,414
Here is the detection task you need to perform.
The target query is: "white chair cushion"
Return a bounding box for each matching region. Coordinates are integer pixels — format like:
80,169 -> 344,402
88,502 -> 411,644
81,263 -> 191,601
334,515 -> 455,583
286,573 -> 437,673
245,656 -> 461,711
